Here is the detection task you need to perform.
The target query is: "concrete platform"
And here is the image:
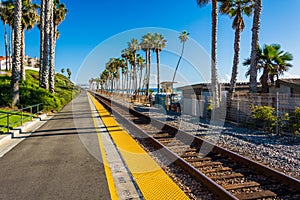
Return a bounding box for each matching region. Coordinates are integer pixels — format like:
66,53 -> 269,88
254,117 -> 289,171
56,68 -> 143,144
0,91 -> 111,199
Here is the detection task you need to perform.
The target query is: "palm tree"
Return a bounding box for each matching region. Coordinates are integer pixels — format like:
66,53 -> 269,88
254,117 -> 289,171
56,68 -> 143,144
101,69 -> 109,92
244,44 -> 293,93
40,0 -> 52,89
2,1 -> 15,72
141,33 -> 154,96
106,58 -> 117,92
11,0 -> 22,107
49,0 -> 67,93
128,38 -> 140,94
39,0 -> 45,85
219,0 -> 253,106
153,33 -> 166,94
127,52 -> 135,94
20,0 -> 39,81
114,58 -> 125,93
0,0 -> 14,71
121,48 -> 130,94
137,55 -> 145,93
196,0 -> 220,107
249,0 -> 262,93
122,49 -> 133,94
172,30 -> 189,83
67,67 -> 71,79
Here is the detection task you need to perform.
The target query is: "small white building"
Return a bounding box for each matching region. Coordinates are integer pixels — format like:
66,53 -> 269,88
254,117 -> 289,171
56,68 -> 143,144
0,56 -> 40,71
0,56 -> 12,70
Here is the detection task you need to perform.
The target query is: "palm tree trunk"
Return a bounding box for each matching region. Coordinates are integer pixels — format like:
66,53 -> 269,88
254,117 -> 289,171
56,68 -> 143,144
156,49 -> 160,94
21,29 -> 26,81
145,50 -> 149,96
126,73 -> 128,95
146,49 -> 151,96
8,26 -> 12,70
211,0 -> 220,108
133,53 -> 137,93
49,8 -> 56,94
228,28 -> 242,108
129,68 -> 132,94
249,0 -> 262,94
139,65 -> 143,94
11,0 -> 22,107
172,42 -> 185,83
41,0 -> 51,89
111,78 -> 113,93
261,67 -> 268,93
4,24 -> 9,71
11,27 -> 14,64
39,0 -> 45,85
121,72 -> 124,95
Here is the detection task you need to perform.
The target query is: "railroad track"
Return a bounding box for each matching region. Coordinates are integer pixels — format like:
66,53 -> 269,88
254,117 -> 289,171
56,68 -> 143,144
92,92 -> 300,200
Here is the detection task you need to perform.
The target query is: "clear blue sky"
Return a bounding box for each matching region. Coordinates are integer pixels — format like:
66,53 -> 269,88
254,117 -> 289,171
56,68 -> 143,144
1,0 -> 299,85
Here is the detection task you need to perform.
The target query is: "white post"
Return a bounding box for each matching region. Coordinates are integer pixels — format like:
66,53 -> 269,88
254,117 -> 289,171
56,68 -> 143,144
237,92 -> 240,123
276,92 -> 279,135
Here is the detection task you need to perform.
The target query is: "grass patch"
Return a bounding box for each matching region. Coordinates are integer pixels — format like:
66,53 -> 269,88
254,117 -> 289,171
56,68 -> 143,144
0,109 -> 32,133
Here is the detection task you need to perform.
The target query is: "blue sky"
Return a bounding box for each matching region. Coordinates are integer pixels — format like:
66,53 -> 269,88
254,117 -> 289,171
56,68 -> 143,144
0,0 -> 299,86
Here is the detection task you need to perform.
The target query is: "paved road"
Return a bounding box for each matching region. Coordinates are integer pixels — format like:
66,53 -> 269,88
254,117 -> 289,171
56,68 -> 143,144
0,92 -> 111,200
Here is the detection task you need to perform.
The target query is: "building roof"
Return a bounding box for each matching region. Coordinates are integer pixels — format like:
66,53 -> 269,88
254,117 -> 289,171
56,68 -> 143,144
0,56 -> 6,62
277,78 -> 300,88
177,82 -> 261,91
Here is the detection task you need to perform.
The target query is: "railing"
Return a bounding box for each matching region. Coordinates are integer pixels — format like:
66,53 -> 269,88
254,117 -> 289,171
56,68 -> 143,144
0,103 -> 43,133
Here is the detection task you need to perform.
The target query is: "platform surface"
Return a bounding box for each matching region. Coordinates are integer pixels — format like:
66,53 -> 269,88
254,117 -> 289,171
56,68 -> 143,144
0,91 -> 111,199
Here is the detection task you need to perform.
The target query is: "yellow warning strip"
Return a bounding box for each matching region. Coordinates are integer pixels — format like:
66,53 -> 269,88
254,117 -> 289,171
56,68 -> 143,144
87,94 -> 119,200
89,94 -> 189,200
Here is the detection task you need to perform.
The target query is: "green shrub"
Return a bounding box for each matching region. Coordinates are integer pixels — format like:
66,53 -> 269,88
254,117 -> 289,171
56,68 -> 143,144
285,107 -> 300,135
0,70 -> 79,112
250,105 -> 276,131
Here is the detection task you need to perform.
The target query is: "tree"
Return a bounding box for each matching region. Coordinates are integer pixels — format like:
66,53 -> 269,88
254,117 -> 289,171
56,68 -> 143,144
121,48 -> 130,94
121,62 -> 128,94
39,0 -> 45,85
106,58 -> 116,92
219,0 -> 253,106
40,0 -> 52,89
11,0 -> 22,107
153,33 -> 166,94
0,0 -> 14,71
244,44 -> 293,93
61,68 -> 65,74
141,33 -> 154,96
127,53 -> 135,94
114,58 -> 125,93
67,68 -> 71,79
49,0 -> 67,93
196,0 -> 220,108
100,69 -> 109,91
137,55 -> 145,93
172,30 -> 189,83
128,38 -> 140,94
249,0 -> 262,93
20,0 -> 39,81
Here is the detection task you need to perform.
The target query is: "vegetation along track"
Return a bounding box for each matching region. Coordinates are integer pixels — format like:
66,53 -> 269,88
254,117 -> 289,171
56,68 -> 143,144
92,92 -> 300,200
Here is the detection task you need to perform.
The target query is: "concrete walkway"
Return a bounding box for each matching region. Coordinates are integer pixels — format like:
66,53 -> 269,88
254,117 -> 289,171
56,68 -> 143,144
0,92 -> 111,199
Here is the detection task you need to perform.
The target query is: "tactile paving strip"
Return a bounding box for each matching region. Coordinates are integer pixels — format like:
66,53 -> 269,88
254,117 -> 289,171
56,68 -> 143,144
90,94 -> 189,200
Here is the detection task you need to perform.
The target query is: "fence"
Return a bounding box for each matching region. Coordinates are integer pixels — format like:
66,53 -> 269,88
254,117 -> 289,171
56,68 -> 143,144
228,93 -> 300,117
0,103 -> 43,133
181,92 -> 300,134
